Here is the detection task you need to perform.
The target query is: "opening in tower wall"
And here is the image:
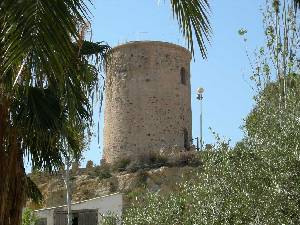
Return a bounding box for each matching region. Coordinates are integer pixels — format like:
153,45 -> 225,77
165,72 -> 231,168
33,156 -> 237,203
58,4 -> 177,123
180,67 -> 187,85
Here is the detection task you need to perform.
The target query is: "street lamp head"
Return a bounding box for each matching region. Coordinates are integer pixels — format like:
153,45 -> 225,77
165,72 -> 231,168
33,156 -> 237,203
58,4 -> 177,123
197,87 -> 204,94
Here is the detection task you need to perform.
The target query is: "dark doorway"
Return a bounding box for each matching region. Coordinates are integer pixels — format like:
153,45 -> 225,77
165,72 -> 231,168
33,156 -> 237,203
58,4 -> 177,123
54,211 -> 67,225
180,67 -> 187,85
72,213 -> 79,225
78,210 -> 98,225
54,210 -> 97,225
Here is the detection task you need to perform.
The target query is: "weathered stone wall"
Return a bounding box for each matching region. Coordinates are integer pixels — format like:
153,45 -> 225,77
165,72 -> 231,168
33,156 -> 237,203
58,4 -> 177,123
103,41 -> 192,163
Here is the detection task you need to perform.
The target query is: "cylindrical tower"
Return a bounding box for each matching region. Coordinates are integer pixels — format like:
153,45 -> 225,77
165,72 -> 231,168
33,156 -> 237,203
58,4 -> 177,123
103,41 -> 192,163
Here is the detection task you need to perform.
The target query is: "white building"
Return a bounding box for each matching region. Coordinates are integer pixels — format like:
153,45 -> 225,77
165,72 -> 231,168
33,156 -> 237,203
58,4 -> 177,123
34,193 -> 123,225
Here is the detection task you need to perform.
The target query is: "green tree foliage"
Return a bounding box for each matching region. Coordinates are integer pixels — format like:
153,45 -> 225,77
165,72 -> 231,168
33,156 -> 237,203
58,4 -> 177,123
22,209 -> 37,225
106,137 -> 299,224
244,75 -> 300,151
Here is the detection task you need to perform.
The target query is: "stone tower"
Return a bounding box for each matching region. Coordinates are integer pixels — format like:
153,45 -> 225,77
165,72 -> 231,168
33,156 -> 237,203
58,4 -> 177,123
103,41 -> 192,163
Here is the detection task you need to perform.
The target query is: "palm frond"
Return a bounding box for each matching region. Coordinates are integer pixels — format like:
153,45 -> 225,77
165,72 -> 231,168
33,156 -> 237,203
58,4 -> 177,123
0,0 -> 90,87
11,87 -> 64,171
25,176 -> 43,205
78,41 -> 110,57
169,0 -> 211,58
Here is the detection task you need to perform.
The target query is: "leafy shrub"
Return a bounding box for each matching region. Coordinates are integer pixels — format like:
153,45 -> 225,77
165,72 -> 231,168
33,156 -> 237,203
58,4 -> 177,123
112,151 -> 202,174
120,145 -> 300,224
126,152 -> 168,173
126,188 -> 146,204
167,151 -> 202,168
135,170 -> 148,187
146,151 -> 168,166
109,180 -> 119,193
112,158 -> 131,172
101,213 -> 120,225
22,208 -> 37,225
87,171 -> 96,178
94,164 -> 112,180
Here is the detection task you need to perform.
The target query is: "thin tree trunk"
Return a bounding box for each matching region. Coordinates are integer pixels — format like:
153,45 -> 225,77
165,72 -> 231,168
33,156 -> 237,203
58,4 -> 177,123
64,156 -> 72,225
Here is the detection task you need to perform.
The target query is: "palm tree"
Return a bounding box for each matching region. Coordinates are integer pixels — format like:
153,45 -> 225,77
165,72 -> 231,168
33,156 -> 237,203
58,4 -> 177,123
0,1 -> 109,224
0,0 -> 211,225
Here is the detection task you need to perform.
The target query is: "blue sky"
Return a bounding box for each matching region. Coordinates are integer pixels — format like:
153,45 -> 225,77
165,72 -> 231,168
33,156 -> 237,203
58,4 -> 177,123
80,0 -> 265,166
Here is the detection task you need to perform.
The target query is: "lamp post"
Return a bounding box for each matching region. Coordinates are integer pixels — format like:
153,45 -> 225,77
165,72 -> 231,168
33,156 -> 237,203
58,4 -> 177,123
197,87 -> 204,151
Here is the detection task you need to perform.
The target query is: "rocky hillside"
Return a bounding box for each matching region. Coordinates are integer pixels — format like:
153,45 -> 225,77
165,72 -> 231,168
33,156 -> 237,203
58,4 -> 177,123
29,150 -> 202,209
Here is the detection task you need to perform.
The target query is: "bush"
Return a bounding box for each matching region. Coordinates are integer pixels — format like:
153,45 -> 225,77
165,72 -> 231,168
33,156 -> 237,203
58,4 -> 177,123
112,151 -> 202,173
145,151 -> 168,166
109,179 -> 119,193
126,152 -> 168,173
112,158 -> 131,172
22,208 -> 37,225
167,151 -> 202,168
94,164 -> 112,180
126,188 -> 146,204
135,170 -> 148,187
120,145 -> 300,224
101,213 -> 120,225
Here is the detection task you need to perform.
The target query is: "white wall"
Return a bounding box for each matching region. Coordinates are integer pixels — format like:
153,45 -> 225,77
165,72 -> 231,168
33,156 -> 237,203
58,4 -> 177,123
35,193 -> 123,225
